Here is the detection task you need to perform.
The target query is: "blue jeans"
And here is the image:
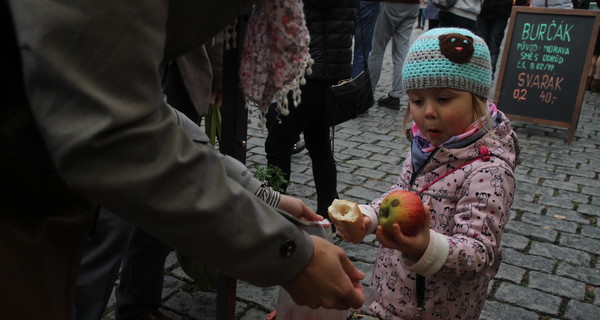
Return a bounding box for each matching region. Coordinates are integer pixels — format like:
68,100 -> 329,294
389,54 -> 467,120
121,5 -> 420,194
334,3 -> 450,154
476,17 -> 508,75
368,2 -> 419,99
352,1 -> 380,77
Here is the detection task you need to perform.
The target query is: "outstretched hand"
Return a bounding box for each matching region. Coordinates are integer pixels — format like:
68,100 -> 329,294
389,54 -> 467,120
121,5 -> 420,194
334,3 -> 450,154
282,236 -> 365,310
278,194 -> 323,222
376,206 -> 432,259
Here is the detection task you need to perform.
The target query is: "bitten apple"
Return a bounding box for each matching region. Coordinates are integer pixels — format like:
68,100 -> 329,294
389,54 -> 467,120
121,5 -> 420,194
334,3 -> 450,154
378,190 -> 425,236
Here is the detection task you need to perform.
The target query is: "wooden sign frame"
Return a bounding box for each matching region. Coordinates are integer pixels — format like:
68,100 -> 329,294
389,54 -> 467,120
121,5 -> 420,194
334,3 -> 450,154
493,7 -> 600,144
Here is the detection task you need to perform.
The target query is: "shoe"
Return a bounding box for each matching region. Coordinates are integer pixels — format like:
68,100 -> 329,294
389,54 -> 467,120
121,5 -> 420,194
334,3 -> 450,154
591,78 -> 600,93
377,95 -> 400,111
586,75 -> 593,91
291,140 -> 305,154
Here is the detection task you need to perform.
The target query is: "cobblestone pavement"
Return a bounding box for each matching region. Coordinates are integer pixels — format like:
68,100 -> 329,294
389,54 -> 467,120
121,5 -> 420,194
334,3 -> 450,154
103,27 -> 600,319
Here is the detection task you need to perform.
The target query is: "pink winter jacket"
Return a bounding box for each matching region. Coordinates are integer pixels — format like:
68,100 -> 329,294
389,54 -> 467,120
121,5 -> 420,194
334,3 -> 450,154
367,111 -> 519,319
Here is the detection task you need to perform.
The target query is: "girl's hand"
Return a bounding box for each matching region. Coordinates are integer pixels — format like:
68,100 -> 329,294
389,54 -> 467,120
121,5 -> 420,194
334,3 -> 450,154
335,215 -> 372,243
375,206 -> 432,259
278,194 -> 323,222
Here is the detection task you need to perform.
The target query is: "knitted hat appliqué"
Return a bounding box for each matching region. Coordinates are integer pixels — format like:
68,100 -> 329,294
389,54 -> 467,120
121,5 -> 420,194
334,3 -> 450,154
438,33 -> 474,64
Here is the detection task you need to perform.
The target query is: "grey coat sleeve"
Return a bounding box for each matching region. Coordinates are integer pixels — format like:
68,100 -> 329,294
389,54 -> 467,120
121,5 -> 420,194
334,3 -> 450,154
169,106 -> 264,195
9,0 -> 311,287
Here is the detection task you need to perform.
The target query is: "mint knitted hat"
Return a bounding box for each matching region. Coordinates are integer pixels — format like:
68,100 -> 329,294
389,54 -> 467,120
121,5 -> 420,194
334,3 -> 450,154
402,28 -> 492,99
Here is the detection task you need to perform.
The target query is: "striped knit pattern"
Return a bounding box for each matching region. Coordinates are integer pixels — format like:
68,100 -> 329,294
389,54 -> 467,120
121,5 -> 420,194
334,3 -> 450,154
402,28 -> 492,99
255,185 -> 281,208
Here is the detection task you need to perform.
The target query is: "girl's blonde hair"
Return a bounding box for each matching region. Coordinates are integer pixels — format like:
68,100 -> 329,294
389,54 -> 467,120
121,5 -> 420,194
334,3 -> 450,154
402,90 -> 490,134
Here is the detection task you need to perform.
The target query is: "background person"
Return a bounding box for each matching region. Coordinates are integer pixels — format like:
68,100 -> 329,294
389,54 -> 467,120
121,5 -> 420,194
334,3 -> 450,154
265,0 -> 357,221
368,0 -> 420,111
438,0 -> 482,32
475,0 -> 513,77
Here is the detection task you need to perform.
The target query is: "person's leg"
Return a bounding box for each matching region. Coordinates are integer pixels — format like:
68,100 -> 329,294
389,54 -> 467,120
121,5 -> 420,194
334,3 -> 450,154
265,95 -> 312,192
488,18 -> 508,75
475,17 -> 492,45
592,55 -> 600,79
266,103 -> 304,154
368,2 -> 395,91
476,16 -> 494,74
389,3 -> 419,100
587,55 -> 597,90
114,228 -> 172,320
588,31 -> 600,90
428,19 -> 439,29
300,81 -> 339,218
352,1 -> 380,77
438,10 -> 452,27
591,55 -> 600,92
363,1 -> 380,58
75,208 -> 135,320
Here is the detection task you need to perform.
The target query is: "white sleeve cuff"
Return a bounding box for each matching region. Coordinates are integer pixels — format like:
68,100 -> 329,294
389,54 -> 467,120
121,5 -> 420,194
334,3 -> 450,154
400,230 -> 449,276
359,204 -> 378,235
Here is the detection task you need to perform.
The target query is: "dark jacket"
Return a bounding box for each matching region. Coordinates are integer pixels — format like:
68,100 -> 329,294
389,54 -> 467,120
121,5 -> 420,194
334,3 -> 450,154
303,0 -> 357,84
479,0 -> 513,20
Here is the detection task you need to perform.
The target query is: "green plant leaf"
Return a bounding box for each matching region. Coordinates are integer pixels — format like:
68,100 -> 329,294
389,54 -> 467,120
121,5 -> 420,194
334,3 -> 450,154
205,105 -> 222,147
250,164 -> 288,193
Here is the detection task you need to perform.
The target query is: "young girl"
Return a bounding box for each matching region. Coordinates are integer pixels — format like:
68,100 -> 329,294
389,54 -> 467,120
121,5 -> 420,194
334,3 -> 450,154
336,28 -> 520,319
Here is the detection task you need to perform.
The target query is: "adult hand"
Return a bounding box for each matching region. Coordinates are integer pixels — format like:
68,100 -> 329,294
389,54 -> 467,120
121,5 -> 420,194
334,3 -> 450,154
375,205 -> 432,259
278,194 -> 323,222
282,236 -> 365,310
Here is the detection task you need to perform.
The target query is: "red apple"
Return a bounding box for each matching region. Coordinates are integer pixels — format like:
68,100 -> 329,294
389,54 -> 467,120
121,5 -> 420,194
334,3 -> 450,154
378,190 -> 425,236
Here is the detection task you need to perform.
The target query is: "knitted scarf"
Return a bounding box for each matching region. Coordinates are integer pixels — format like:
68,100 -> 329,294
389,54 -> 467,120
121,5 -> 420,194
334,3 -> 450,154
411,102 -> 498,172
239,0 -> 312,129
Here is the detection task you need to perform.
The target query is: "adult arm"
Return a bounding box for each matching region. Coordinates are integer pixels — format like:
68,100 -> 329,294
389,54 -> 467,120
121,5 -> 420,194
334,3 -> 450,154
8,2 -> 365,309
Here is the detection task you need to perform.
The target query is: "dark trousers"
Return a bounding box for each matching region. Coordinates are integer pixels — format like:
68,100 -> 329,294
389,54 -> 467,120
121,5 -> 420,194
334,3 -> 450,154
417,8 -> 425,28
265,80 -> 338,217
74,208 -> 172,320
439,11 -> 477,32
428,19 -> 440,29
476,17 -> 508,75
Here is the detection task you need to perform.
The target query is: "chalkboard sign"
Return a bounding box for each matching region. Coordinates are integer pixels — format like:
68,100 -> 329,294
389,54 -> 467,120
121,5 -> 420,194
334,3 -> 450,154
494,7 -> 600,143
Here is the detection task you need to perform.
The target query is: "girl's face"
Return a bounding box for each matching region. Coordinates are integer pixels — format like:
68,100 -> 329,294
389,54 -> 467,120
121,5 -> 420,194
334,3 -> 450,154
408,88 -> 475,146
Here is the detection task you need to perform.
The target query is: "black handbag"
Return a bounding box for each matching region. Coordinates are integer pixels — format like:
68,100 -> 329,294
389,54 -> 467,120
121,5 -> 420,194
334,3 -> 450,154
321,7 -> 374,126
326,70 -> 374,126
